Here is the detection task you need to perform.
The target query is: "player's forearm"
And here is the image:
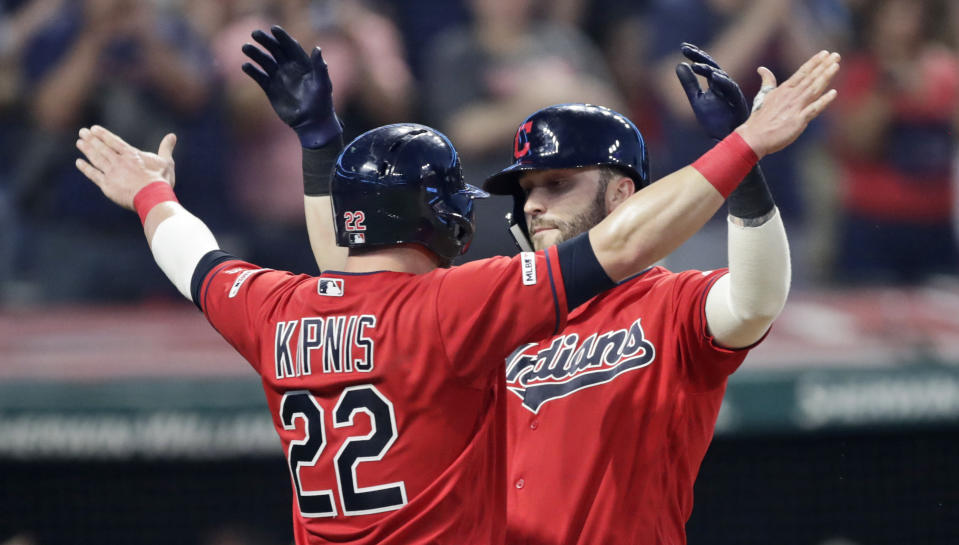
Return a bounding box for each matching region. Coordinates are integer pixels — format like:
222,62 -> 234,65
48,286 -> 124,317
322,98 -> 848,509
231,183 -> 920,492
590,167 -> 725,281
591,133 -> 759,282
704,209 -> 790,348
146,202 -> 220,300
305,196 -> 347,271
302,138 -> 348,271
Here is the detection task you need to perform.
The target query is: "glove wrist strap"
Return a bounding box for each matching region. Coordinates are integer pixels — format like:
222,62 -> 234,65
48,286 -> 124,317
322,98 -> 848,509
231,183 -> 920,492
302,133 -> 345,196
728,164 -> 775,221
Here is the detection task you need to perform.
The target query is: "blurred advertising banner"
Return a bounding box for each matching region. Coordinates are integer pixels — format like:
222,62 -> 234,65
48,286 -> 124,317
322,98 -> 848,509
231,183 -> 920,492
2,285 -> 959,458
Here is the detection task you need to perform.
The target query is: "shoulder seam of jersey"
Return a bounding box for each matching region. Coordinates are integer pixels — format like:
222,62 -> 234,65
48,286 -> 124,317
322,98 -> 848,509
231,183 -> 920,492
616,266 -> 656,286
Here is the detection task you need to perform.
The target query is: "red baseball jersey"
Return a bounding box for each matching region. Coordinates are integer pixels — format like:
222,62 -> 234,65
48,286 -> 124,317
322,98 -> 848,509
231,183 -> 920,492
505,267 -> 753,545
195,248 -> 568,544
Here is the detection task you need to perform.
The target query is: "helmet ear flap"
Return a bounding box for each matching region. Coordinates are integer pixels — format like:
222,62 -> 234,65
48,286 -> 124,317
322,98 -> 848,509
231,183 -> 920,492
446,213 -> 474,253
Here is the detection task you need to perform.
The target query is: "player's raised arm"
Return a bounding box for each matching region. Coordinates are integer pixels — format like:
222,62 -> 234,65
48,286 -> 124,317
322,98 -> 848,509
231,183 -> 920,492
677,42 -> 793,348
241,25 -> 348,272
589,50 -> 839,283
75,126 -> 218,300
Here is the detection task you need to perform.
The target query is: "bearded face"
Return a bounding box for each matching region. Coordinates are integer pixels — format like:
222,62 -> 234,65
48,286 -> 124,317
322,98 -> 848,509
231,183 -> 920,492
527,185 -> 607,250
519,167 -> 613,251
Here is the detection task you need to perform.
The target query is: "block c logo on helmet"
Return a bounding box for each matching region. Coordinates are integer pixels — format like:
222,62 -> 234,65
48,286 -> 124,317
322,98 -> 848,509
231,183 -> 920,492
514,121 -> 533,159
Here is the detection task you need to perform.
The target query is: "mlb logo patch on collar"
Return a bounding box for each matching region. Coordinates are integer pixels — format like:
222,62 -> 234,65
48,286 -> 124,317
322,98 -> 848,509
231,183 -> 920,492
318,278 -> 345,296
521,252 -> 537,286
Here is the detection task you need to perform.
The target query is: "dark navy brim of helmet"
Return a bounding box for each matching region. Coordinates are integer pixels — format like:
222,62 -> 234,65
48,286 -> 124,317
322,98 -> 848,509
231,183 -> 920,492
483,162 -> 538,195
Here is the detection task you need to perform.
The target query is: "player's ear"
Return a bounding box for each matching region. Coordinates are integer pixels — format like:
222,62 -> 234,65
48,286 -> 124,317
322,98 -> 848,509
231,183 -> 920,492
606,173 -> 636,213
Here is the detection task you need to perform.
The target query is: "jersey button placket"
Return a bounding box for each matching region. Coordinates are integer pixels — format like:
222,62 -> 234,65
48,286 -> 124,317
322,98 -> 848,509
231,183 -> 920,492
515,478 -> 525,489
529,420 -> 538,430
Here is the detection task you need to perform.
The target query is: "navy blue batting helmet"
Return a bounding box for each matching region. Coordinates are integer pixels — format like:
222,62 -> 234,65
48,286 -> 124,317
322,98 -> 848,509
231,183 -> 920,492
482,104 -> 649,250
484,103 -> 649,194
331,123 -> 488,262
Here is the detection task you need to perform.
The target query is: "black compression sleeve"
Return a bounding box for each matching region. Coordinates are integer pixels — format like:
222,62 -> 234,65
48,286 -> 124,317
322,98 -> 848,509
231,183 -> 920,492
302,133 -> 345,196
727,163 -> 775,219
190,249 -> 237,311
556,233 -> 616,312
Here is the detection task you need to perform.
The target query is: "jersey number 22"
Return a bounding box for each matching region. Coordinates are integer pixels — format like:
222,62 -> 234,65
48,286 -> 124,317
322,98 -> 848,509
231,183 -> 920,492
280,385 -> 408,517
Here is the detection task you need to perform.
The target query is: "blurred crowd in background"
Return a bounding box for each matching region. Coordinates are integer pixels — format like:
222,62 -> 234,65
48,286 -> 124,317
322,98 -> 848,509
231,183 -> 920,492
1,0 -> 958,305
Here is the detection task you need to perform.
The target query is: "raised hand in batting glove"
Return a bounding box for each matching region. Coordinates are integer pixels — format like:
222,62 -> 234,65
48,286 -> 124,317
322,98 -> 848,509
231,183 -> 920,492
675,42 -> 749,141
677,43 -> 779,220
242,25 -> 342,149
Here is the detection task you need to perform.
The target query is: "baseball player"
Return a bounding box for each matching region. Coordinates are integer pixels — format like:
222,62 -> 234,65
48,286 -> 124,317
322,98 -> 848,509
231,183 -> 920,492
254,25 -> 840,544
483,47 -> 839,544
71,31 -> 820,539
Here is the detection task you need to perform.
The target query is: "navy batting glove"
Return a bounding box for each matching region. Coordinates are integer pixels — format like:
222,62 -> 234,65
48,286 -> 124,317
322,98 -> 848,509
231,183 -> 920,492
675,42 -> 748,140
241,25 -> 342,149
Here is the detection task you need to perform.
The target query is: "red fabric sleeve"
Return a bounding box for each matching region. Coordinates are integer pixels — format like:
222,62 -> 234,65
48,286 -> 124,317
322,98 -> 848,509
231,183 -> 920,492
435,246 -> 568,384
198,259 -> 300,372
670,269 -> 754,392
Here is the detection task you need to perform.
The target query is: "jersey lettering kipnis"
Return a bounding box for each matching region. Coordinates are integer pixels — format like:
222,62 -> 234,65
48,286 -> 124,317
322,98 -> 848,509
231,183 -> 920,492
275,315 -> 377,379
197,248 -> 568,545
506,318 -> 655,412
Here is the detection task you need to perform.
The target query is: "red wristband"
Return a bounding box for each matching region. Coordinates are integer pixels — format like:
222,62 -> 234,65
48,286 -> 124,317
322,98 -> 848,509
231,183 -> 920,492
133,181 -> 178,224
691,132 -> 759,198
